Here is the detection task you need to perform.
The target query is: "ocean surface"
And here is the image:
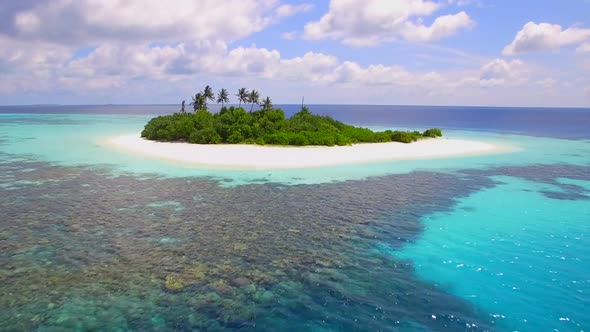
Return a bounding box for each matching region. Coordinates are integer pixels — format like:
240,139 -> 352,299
0,104 -> 589,331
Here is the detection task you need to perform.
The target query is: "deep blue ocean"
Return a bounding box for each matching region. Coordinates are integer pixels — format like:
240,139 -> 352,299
1,104 -> 589,331
4,104 -> 589,139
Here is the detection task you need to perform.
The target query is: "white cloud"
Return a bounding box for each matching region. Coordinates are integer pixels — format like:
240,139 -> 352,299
0,2 -> 588,107
478,58 -> 528,87
281,31 -> 297,40
0,36 -> 70,71
536,78 -> 557,90
401,11 -> 474,42
13,11 -> 41,33
302,0 -> 474,47
275,52 -> 340,81
503,22 -> 590,55
2,36 -> 580,106
4,0 -> 294,45
215,46 -> 281,76
69,44 -> 336,84
577,42 -> 590,54
447,0 -> 473,5
447,0 -> 484,6
0,35 -> 71,94
65,43 -> 189,79
275,3 -> 313,18
58,75 -> 126,92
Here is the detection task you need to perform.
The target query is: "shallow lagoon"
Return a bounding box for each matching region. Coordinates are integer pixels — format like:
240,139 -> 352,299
1,106 -> 589,331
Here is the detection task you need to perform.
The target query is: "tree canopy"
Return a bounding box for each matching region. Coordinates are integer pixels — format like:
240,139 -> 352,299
143,101 -> 442,146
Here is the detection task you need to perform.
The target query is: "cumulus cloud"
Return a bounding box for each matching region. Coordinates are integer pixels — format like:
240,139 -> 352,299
0,0 -> 319,98
61,41 -> 451,89
1,37 -> 586,106
275,52 -> 340,81
0,33 -> 544,100
0,33 -> 461,97
0,2 -> 587,106
0,36 -> 69,72
303,0 -> 474,47
401,11 -> 474,42
0,35 -> 71,94
53,43 -> 339,92
478,58 -> 528,87
503,22 -> 590,55
2,0 -> 302,45
216,46 -> 281,76
65,43 -> 190,79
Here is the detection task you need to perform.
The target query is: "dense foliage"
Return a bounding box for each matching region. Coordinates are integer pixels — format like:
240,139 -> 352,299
141,106 -> 442,146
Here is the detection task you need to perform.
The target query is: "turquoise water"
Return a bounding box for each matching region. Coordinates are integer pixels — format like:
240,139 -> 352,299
1,113 -> 588,185
1,109 -> 589,331
391,176 -> 590,331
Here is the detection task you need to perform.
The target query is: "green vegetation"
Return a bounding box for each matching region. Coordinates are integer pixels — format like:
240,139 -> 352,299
141,87 -> 442,146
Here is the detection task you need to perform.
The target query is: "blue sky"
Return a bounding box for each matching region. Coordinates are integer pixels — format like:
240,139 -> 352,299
0,0 -> 589,106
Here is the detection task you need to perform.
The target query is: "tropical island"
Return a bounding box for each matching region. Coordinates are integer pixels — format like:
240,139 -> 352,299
104,86 -> 507,169
141,86 -> 443,146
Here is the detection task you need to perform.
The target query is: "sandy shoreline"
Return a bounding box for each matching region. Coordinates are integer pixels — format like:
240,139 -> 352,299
105,134 -> 509,169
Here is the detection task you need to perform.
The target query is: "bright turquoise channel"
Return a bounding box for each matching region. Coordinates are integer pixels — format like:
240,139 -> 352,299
389,176 -> 590,331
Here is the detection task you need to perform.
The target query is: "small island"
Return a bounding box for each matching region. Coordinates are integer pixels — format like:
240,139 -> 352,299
104,86 -> 507,169
141,86 -> 442,146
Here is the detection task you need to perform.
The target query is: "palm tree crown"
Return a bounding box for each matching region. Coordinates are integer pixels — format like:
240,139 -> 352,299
236,88 -> 249,107
191,93 -> 205,112
200,85 -> 214,110
217,88 -> 229,108
248,89 -> 260,112
203,85 -> 214,101
261,96 -> 272,110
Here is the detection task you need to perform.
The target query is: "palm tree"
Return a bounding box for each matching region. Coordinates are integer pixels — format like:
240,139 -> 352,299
236,88 -> 249,107
203,85 -> 215,110
180,100 -> 186,113
191,93 -> 205,112
248,89 -> 260,112
261,96 -> 272,110
191,93 -> 199,111
217,88 -> 229,108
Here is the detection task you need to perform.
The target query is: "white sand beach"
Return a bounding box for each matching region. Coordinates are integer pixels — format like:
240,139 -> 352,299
106,134 -> 509,169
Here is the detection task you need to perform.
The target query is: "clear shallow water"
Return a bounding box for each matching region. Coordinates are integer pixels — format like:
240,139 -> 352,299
392,174 -> 590,332
0,105 -> 589,331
